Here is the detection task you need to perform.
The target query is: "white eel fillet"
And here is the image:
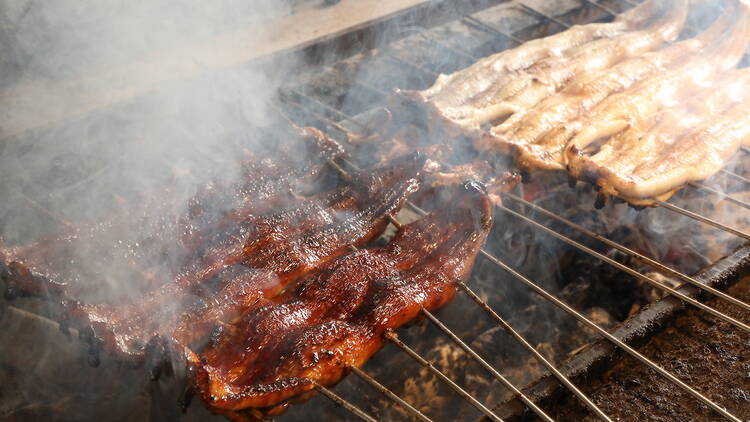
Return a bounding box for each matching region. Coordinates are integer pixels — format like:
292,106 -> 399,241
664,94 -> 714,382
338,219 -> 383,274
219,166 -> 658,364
566,68 -> 750,206
395,0 -> 685,137
479,4 -> 746,171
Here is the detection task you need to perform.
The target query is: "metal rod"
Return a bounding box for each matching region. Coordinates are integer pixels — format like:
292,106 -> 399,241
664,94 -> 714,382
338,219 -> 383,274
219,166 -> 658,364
473,247 -> 742,422
586,0 -> 709,36
578,0 -> 620,17
354,79 -> 390,99
457,283 -> 616,422
5,304 -> 79,336
402,200 -> 616,422
385,332 -> 505,422
401,202 -> 611,422
418,29 -> 479,60
497,202 -> 750,334
374,193 -> 590,422
314,383 -> 379,422
421,308 -> 559,422
653,199 -> 750,241
462,16 -> 524,45
517,3 -> 571,30
288,88 -> 369,131
501,191 -> 750,314
384,54 -> 440,79
349,366 -> 434,422
689,182 -> 750,210
721,169 -> 750,185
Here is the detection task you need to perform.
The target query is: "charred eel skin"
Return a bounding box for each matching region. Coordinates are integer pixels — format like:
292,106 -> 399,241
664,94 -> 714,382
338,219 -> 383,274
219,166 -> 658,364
188,182 -> 492,418
0,150 -> 430,364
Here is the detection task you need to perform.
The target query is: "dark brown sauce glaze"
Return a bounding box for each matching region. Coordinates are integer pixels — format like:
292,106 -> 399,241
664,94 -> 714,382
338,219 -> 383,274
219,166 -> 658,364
0,139 -> 428,363
188,183 -> 492,419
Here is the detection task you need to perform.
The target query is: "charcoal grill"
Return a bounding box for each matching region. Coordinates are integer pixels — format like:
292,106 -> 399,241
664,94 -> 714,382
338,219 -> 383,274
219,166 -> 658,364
2,1 -> 750,421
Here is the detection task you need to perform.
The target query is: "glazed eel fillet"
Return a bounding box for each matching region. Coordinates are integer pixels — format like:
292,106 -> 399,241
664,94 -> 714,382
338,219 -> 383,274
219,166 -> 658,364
186,182 -> 492,420
0,151 -> 430,363
182,126 -> 346,250
396,0 -> 684,137
0,126 -> 346,300
478,4 -> 739,171
566,68 -> 750,206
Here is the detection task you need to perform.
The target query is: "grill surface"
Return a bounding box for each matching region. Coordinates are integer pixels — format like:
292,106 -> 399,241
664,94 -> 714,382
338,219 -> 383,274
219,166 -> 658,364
2,1 -> 750,421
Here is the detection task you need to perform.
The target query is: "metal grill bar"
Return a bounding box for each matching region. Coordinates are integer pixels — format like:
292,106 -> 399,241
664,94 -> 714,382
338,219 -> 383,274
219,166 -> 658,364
457,282 -> 612,422
385,332 -> 505,422
462,16 -> 524,45
501,191 -> 750,314
653,199 -> 750,241
473,241 -> 742,422
579,0 -> 622,17
349,366 -> 434,422
721,169 -> 750,185
315,384 -> 379,422
415,28 -> 480,61
517,3 -> 573,31
420,308 -> 560,422
689,182 -> 750,210
497,201 -> 750,334
403,203 -> 612,422
385,54 -> 439,78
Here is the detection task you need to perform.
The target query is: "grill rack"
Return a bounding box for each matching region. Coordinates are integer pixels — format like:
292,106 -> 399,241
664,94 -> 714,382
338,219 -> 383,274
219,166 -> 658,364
1,1 -> 749,421
270,1 -> 750,421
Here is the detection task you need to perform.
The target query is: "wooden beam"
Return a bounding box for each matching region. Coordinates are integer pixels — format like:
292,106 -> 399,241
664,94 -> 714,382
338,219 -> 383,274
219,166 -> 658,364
0,0 -> 431,139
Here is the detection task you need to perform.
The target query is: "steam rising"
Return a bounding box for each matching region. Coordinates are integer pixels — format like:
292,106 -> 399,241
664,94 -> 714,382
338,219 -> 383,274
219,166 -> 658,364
0,1 -> 306,299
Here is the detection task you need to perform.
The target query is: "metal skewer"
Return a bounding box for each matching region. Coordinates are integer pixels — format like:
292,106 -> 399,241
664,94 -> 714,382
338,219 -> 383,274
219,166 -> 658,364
421,308 -> 559,422
721,169 -> 750,185
386,332 -> 505,422
653,199 -> 750,241
462,16 -> 525,45
474,244 -> 742,422
501,191 -> 750,314
403,203 -> 612,422
689,182 -> 750,211
349,366 -> 434,422
497,202 -> 750,334
315,383 -> 380,422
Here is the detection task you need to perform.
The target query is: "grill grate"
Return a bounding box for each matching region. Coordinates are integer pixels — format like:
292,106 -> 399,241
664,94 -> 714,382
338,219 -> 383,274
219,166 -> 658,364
2,1 -> 750,421
272,1 -> 750,420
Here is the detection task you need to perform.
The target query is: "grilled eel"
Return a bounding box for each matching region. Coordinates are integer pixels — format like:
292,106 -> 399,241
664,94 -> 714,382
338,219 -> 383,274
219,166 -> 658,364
185,182 -> 492,420
478,4 -> 741,172
182,126 -> 346,250
0,152 -> 431,362
0,126 -> 345,299
559,4 -> 750,171
566,68 -> 750,206
395,0 -> 684,137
